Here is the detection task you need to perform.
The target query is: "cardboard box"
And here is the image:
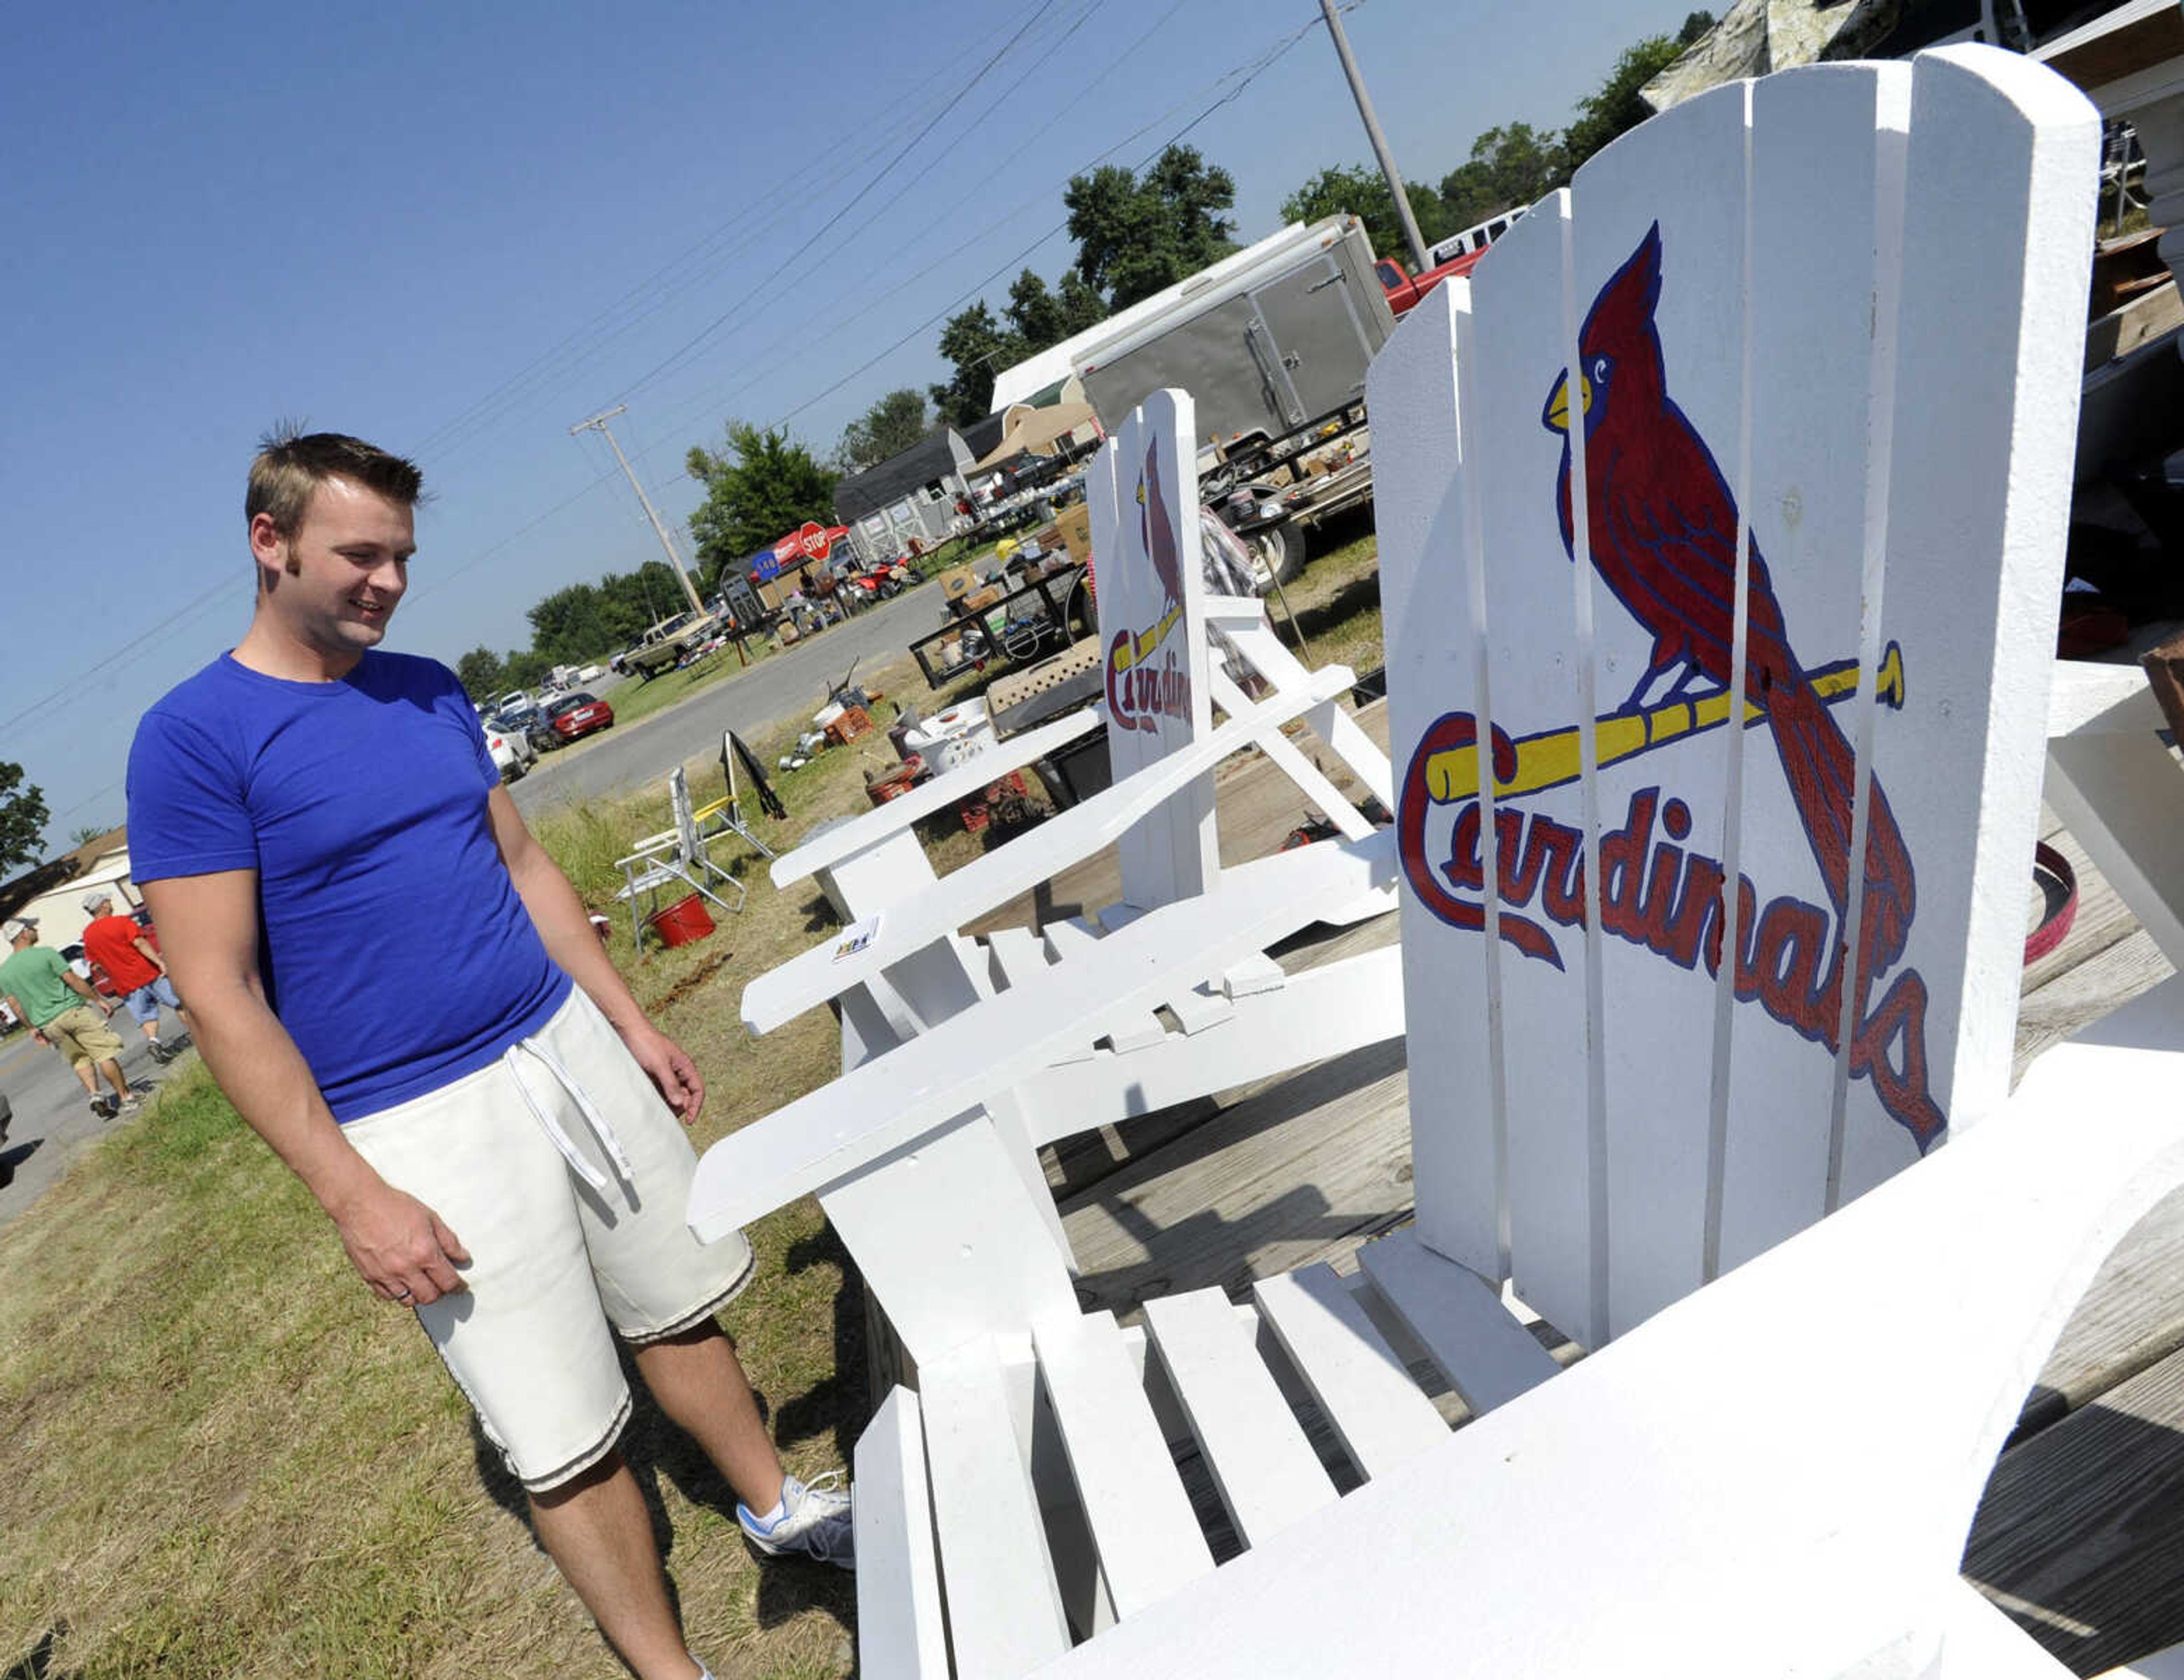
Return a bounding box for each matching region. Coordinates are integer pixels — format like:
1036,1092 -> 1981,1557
940,566 -> 975,601
825,705 -> 873,747
962,585 -> 1004,613
1053,504 -> 1091,562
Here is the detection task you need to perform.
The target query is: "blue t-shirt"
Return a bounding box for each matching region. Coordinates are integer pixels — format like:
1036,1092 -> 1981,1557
127,650 -> 571,1120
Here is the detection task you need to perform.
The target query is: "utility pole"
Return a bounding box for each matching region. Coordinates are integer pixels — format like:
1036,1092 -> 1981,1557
570,404 -> 706,618
1318,0 -> 1431,274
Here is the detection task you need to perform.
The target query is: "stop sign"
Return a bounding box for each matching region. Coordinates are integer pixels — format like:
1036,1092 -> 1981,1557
799,521 -> 832,561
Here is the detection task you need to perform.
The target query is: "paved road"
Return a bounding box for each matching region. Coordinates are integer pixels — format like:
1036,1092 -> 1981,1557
510,585 -> 941,816
0,1016 -> 191,1228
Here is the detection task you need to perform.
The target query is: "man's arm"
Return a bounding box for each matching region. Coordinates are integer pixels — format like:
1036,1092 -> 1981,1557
2,991 -> 39,1045
142,870 -> 470,1305
131,935 -> 166,974
61,970 -> 113,1013
484,785 -> 705,1121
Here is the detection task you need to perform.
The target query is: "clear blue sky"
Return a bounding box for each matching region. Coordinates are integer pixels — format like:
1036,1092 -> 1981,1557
0,0 -> 1699,851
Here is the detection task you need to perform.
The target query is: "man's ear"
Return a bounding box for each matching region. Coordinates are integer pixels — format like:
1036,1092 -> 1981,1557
248,512 -> 290,586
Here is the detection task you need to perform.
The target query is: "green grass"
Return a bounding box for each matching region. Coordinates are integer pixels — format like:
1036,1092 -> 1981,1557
0,540 -> 1390,1679
603,636 -> 776,730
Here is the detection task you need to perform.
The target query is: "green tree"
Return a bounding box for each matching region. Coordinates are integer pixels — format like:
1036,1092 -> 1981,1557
1562,13 -> 1715,177
501,649 -> 556,692
526,582 -> 615,666
455,647 -> 507,702
1065,143 -> 1239,310
1004,268 -> 1108,353
929,268 -> 1114,427
0,762 -> 49,874
594,562 -> 683,640
929,301 -> 1027,427
685,421 -> 839,588
1281,163 -> 1453,264
1438,122 -> 1568,228
70,824 -> 109,848
837,388 -> 936,475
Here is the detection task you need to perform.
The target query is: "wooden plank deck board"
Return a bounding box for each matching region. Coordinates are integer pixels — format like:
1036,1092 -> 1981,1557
1058,1035 -> 1412,1317
2012,1186 -> 2184,1445
1966,1338 -> 2184,1675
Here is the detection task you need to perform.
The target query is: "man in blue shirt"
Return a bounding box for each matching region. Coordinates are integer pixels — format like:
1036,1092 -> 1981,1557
130,431 -> 847,1680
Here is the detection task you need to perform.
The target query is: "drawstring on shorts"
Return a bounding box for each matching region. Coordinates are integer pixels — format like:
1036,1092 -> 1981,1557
503,1033 -> 634,1195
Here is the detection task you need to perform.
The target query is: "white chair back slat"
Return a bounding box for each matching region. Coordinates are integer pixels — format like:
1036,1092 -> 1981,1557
1088,388 -> 1220,913
1381,45 -> 2097,1355
1717,61 -> 1911,1274
1855,46 -> 2097,1187
1566,80 -> 1754,1336
1366,282 -> 1505,1288
1462,192 -> 1610,1348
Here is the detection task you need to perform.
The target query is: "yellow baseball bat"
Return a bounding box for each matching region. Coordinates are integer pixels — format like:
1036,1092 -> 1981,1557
1422,641 -> 1905,804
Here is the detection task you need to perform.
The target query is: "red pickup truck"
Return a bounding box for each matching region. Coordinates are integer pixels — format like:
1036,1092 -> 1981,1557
1374,248 -> 1486,317
1375,202 -> 1533,317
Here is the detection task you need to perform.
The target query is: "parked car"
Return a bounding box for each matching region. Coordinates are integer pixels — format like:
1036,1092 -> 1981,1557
495,688 -> 531,715
545,691 -> 614,743
494,704 -> 557,755
483,717 -> 536,782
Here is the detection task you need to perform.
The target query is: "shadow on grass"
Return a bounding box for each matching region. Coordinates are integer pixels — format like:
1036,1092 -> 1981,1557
3,1621 -> 65,1679
776,1219 -> 870,1467
465,1297 -> 861,1641
1274,568 -> 1381,655
0,1137 -> 43,1189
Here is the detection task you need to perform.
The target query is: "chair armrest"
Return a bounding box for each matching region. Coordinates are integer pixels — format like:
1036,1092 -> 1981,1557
742,667 -> 1356,1034
768,705 -> 1105,889
614,833 -> 678,870
690,831 -> 1393,1240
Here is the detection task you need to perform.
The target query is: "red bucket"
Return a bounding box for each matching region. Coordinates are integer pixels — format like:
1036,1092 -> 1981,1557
647,893 -> 716,949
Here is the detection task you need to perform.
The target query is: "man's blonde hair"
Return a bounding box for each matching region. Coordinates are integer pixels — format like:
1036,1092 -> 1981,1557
246,426 -> 424,544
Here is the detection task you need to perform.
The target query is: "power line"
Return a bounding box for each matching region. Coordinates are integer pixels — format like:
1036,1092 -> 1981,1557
768,13 -> 1330,432
613,0 -> 1199,445
605,0 -> 1068,405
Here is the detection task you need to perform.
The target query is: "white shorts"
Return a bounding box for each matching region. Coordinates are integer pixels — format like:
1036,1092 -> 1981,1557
342,988 -> 755,1491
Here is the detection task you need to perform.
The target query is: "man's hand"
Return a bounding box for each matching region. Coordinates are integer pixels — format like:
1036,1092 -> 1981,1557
329,1177 -> 473,1307
618,1021 -> 705,1123
30,1028 -> 47,1047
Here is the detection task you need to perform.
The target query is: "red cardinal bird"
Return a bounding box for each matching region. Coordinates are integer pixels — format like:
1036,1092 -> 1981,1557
1542,223 -> 1915,987
1138,438 -> 1185,608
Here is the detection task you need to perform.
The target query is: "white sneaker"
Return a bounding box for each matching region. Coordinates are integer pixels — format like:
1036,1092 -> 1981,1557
738,1471 -> 853,1569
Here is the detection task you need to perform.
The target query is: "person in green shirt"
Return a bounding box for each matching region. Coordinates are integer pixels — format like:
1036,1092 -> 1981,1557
0,916 -> 135,1119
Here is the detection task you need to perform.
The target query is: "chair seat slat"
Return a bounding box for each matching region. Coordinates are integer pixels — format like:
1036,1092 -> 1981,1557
1357,1228 -> 1561,1418
1141,1287 -> 1338,1548
919,1342 -> 1072,1680
1031,1310 -> 1215,1617
1251,1265 -> 1450,1483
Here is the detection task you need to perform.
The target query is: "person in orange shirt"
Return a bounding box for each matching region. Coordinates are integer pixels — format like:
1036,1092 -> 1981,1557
79,891 -> 191,1063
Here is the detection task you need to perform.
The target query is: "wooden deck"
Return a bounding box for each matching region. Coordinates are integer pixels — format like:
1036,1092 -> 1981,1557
963,690 -> 2184,1674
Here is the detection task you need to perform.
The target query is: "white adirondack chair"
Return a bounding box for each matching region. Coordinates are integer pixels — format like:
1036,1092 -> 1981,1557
694,46 -> 2184,1678
747,390 -> 1407,1263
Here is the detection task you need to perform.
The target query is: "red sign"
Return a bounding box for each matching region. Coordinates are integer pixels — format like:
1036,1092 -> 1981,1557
772,521 -> 849,566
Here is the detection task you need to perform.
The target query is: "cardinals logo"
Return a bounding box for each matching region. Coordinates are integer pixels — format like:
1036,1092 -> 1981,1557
1107,437 -> 1192,734
1396,225 -> 1942,1150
